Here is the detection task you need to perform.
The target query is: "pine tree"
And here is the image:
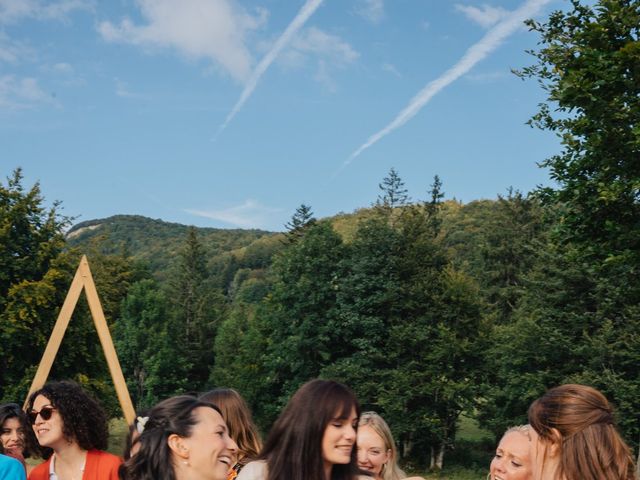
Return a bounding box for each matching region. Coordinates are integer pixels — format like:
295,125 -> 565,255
284,204 -> 316,244
376,168 -> 409,210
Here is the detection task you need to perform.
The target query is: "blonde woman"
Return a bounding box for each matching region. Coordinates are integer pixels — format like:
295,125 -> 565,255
356,412 -> 424,480
488,425 -> 532,480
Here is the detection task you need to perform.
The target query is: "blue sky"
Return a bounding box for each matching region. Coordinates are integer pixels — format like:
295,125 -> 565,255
1,0 -> 564,231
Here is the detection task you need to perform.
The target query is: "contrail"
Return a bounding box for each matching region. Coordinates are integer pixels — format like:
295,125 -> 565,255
344,0 -> 554,167
215,0 -> 324,139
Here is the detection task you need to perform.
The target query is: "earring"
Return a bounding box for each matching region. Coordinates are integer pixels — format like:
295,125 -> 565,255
182,460 -> 190,466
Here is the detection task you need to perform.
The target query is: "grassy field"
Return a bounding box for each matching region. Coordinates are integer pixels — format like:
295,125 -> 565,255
106,414 -> 492,479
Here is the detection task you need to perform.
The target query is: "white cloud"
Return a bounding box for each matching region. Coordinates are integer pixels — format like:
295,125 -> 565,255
216,0 -> 324,137
0,0 -> 93,24
0,32 -> 26,62
276,27 -> 359,90
114,78 -> 144,99
0,75 -> 56,109
98,0 -> 265,83
292,27 -> 359,64
382,62 -> 401,77
455,3 -> 511,29
345,0 -> 553,166
185,199 -> 283,229
355,0 -> 384,24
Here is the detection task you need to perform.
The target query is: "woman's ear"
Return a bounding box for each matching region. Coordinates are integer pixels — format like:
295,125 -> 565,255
548,428 -> 563,457
167,433 -> 190,459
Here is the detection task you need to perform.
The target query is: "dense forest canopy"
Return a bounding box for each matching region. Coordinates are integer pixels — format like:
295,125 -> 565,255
1,0 -> 639,472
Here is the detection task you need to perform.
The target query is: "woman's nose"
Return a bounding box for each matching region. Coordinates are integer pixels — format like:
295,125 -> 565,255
227,436 -> 238,453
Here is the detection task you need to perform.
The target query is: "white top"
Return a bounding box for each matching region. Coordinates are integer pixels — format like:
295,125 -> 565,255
236,460 -> 371,480
236,461 -> 267,480
48,454 -> 86,480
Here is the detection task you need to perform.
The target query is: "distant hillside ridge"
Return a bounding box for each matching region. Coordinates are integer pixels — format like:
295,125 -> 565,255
66,214 -> 277,277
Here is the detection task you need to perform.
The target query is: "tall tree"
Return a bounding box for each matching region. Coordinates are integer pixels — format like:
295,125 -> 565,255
259,221 -> 347,423
518,0 -> 640,258
376,167 -> 410,211
168,227 -> 225,391
284,204 -> 316,244
0,169 -> 73,401
485,0 -> 640,457
0,169 -> 69,310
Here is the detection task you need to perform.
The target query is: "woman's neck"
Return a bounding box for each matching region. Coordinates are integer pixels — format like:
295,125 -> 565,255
53,443 -> 88,480
324,461 -> 332,480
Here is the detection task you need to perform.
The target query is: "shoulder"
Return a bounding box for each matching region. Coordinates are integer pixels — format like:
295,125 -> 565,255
85,450 -> 122,477
26,457 -> 49,480
0,454 -> 26,480
236,460 -> 267,480
404,477 -> 426,480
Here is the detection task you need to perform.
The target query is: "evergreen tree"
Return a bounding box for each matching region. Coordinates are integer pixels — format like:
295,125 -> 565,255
260,221 -> 347,422
376,167 -> 409,211
168,227 -> 225,391
425,174 -> 444,236
284,204 -> 316,244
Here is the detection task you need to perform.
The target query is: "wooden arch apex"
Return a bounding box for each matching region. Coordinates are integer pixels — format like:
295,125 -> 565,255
24,255 -> 135,424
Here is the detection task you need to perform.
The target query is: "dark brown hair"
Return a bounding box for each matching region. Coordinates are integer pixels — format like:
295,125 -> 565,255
528,384 -> 635,480
199,388 -> 262,462
27,380 -> 108,458
260,379 -> 361,480
121,396 -> 222,480
0,403 -> 40,458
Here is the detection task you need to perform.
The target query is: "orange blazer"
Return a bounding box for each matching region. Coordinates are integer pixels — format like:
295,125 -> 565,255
28,450 -> 121,480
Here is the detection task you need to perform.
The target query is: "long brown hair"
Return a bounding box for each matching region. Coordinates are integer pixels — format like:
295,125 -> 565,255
528,384 -> 635,480
260,379 -> 361,480
199,388 -> 262,462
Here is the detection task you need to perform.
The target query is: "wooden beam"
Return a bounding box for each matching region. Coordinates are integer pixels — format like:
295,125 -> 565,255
80,256 -> 135,424
24,255 -> 136,425
24,260 -> 85,407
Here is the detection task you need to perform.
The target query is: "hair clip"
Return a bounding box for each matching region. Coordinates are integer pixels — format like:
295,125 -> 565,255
136,416 -> 149,434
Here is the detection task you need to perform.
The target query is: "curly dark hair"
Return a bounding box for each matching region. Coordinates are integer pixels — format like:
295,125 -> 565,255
26,380 -> 109,458
0,403 -> 41,458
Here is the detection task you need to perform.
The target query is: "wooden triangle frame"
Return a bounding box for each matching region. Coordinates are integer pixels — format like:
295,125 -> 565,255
24,255 -> 135,424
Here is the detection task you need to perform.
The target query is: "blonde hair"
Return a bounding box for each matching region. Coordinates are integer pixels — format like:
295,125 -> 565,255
487,425 -> 531,480
358,412 -> 406,480
503,424 -> 531,439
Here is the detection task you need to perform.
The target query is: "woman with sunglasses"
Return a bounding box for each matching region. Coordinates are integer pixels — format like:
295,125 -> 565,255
0,403 -> 39,475
25,380 -> 121,480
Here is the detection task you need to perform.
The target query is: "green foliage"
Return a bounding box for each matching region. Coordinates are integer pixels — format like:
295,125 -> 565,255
518,0 -> 640,257
166,227 -> 226,392
66,215 -> 273,281
284,204 -> 316,244
482,0 -> 640,451
376,167 -> 410,211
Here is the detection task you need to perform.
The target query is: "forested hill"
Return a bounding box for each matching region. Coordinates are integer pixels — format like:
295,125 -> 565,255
64,202 -> 502,285
66,215 -> 277,277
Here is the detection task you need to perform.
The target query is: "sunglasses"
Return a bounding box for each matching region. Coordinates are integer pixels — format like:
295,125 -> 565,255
28,405 -> 56,425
